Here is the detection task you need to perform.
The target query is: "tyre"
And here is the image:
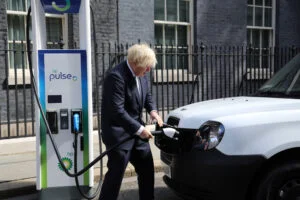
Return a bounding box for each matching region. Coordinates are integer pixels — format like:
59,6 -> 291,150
253,161 -> 300,200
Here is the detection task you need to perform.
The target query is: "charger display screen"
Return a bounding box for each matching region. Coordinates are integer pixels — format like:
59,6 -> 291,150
48,95 -> 62,103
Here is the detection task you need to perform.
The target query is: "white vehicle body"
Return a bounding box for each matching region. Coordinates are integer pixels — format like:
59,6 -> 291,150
168,96 -> 300,158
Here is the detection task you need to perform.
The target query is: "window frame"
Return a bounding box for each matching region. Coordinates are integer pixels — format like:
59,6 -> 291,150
154,0 -> 194,83
246,0 -> 276,71
6,1 -> 67,85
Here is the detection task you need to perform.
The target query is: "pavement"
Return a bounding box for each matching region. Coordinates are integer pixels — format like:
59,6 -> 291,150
0,127 -> 165,199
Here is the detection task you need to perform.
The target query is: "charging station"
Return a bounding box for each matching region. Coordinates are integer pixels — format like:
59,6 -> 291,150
31,0 -> 93,198
28,1 -> 183,199
38,50 -> 91,187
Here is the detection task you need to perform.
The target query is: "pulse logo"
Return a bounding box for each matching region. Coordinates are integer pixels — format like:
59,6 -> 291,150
49,69 -> 78,82
52,0 -> 71,12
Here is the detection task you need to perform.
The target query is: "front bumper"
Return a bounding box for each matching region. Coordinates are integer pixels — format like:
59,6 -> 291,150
161,149 -> 265,200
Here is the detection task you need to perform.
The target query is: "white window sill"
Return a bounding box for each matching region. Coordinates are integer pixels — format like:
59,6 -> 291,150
246,68 -> 273,80
152,69 -> 197,83
8,70 -> 31,85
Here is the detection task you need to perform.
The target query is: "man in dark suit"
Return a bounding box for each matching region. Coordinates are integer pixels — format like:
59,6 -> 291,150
99,43 -> 163,200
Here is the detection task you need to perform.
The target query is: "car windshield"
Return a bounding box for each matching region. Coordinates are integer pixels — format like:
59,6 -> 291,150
255,53 -> 300,98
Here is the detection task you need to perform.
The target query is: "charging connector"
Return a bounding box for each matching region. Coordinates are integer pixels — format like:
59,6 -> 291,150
71,110 -> 82,134
73,113 -> 80,133
151,128 -> 179,139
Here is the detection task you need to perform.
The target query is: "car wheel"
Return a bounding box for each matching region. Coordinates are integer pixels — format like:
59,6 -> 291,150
253,161 -> 300,200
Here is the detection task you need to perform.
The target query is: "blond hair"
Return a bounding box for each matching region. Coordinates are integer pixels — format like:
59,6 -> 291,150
127,43 -> 157,68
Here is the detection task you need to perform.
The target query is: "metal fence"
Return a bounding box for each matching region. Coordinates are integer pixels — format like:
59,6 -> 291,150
1,42 -> 299,139
92,43 -> 300,120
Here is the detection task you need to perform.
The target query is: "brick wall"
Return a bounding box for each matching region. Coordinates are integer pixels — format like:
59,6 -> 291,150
70,0 -> 155,47
67,0 -> 118,47
90,0 -> 118,44
276,0 -> 300,47
195,0 -> 247,46
118,0 -> 155,44
0,1 -> 8,121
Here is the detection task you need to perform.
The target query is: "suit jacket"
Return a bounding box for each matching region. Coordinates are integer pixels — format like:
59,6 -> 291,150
101,60 -> 157,150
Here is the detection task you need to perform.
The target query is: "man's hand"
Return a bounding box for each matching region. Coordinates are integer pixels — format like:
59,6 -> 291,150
150,111 -> 163,127
139,128 -> 153,139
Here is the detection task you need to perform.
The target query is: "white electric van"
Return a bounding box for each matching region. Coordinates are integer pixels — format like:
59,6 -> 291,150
155,53 -> 300,200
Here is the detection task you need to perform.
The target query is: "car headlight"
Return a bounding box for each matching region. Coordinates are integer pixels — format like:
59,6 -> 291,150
198,121 -> 225,150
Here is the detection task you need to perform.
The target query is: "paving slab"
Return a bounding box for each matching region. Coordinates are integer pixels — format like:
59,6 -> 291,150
0,129 -> 164,199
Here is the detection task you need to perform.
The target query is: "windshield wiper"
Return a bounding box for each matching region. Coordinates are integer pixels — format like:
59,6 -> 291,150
254,90 -> 300,99
254,90 -> 288,97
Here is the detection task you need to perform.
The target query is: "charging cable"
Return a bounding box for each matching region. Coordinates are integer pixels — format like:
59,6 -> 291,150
26,5 -> 180,199
73,114 -> 101,199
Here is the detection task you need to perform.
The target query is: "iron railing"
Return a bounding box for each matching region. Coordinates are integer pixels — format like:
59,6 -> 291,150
92,43 -> 300,120
0,41 -> 299,139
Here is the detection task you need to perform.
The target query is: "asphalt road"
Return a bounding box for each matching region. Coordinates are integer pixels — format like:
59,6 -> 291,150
3,173 -> 183,200
118,172 -> 183,200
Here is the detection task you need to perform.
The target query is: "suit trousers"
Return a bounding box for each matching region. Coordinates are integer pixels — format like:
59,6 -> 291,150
99,141 -> 154,200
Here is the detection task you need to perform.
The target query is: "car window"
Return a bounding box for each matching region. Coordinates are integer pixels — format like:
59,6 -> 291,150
256,53 -> 300,98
